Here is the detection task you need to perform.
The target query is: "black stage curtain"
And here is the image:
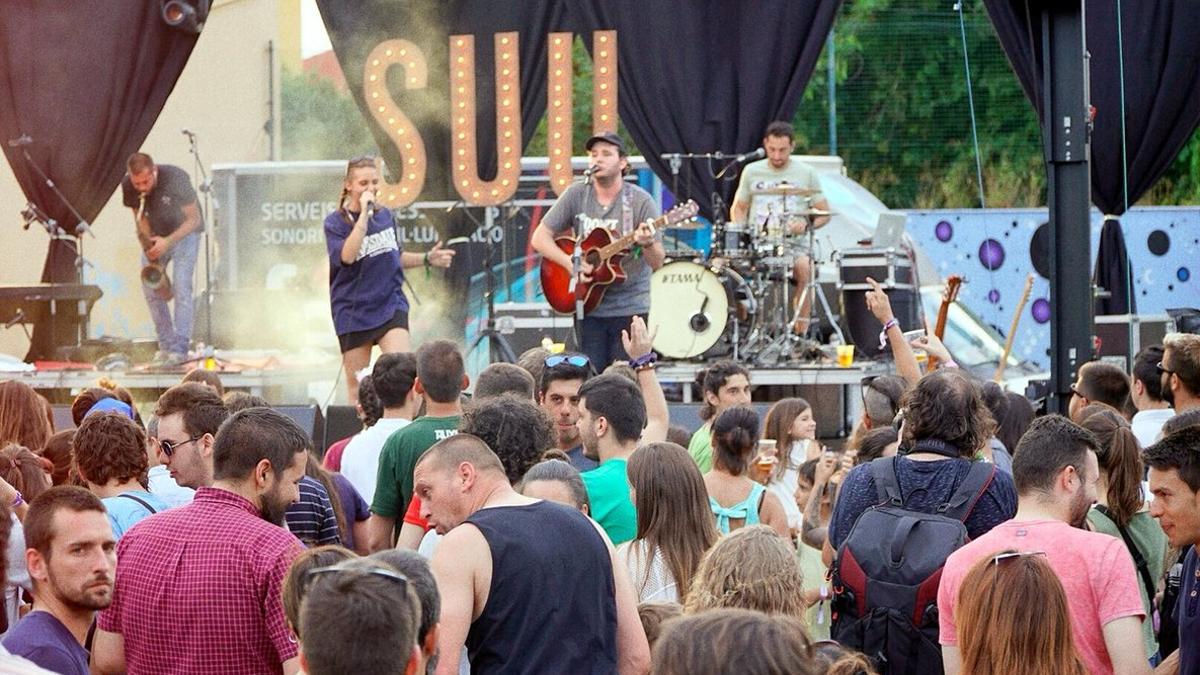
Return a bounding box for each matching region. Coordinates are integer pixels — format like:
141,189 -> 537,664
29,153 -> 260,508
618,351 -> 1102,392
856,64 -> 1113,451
983,1 -> 1200,314
315,0 -> 565,199
318,2 -> 842,219
0,3 -> 199,359
573,0 -> 842,218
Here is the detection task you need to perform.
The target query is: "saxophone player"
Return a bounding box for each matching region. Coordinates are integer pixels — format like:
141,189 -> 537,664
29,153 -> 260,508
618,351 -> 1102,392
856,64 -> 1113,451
122,152 -> 203,365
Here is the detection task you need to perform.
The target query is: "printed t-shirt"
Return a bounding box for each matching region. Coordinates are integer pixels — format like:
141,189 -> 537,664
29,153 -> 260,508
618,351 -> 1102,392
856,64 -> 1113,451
371,415 -> 460,519
938,519 -> 1146,675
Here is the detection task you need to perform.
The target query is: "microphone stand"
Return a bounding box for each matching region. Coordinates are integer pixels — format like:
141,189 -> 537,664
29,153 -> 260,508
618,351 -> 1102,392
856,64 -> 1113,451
185,130 -> 216,349
15,140 -> 94,344
465,205 -> 516,364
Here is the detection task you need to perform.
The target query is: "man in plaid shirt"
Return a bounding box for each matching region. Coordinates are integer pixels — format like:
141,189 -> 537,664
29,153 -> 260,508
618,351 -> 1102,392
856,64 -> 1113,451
93,408 -> 309,675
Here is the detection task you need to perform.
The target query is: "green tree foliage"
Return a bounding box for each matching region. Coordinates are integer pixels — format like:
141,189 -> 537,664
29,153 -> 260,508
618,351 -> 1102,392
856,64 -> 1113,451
281,68 -> 376,160
793,0 -> 1045,208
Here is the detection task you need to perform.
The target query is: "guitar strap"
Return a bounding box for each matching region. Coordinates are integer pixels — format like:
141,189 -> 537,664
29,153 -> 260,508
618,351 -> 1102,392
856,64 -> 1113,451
621,182 -> 639,258
621,182 -> 632,231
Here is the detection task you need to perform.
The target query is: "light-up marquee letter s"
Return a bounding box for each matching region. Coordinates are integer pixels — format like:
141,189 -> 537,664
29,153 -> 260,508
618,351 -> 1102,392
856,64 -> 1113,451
362,40 -> 427,207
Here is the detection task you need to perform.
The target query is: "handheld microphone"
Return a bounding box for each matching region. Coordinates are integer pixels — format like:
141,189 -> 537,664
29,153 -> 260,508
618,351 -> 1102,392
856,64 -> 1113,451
7,135 -> 32,147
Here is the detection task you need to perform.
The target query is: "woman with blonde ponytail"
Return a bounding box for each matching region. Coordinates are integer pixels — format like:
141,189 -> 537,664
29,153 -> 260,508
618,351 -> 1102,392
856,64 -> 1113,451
1080,403 -> 1167,662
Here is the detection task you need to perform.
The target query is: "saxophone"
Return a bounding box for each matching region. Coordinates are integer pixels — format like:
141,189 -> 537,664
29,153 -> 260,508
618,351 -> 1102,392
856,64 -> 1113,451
137,195 -> 173,301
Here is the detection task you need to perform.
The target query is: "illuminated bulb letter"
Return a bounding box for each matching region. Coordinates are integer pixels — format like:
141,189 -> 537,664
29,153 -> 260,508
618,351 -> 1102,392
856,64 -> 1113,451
546,32 -> 574,195
450,32 -> 522,206
362,40 -> 427,206
591,30 -> 618,134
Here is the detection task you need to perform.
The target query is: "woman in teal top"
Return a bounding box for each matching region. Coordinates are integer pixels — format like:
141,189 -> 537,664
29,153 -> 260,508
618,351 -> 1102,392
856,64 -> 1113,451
1080,405 -> 1168,663
701,406 -> 789,537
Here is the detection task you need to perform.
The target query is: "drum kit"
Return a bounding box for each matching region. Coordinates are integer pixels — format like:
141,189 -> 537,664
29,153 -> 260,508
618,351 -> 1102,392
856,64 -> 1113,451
650,186 -> 845,364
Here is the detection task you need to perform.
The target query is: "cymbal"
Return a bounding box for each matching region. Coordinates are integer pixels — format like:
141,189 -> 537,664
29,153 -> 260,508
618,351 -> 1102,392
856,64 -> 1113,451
751,185 -> 821,197
780,209 -> 835,218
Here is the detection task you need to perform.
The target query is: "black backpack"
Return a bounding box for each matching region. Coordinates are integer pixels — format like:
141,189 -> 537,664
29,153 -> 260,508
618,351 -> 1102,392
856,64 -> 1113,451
830,456 -> 996,675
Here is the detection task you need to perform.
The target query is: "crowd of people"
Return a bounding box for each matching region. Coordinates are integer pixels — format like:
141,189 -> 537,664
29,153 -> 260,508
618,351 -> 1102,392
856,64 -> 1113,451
0,317 -> 1196,674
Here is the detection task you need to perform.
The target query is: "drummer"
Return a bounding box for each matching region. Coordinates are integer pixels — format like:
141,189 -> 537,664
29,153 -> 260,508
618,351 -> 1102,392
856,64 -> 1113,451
730,121 -> 831,336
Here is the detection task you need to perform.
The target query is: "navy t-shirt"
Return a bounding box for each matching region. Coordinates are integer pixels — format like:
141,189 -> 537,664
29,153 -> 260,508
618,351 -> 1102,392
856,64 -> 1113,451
2,611 -> 89,675
331,472 -> 370,551
323,207 -> 407,336
1177,547 -> 1200,674
828,455 -> 1018,550
121,164 -> 202,237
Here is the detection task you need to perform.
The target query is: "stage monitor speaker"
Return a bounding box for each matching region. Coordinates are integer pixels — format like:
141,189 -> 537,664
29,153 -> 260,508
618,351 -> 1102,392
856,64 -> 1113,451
322,405 -> 361,456
840,288 -> 922,359
493,302 -> 577,356
275,404 -> 324,451
835,248 -> 921,358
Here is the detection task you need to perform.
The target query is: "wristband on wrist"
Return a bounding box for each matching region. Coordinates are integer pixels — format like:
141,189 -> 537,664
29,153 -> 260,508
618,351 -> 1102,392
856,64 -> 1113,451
629,352 -> 657,370
878,318 -> 899,350
423,251 -> 431,268
11,492 -> 23,508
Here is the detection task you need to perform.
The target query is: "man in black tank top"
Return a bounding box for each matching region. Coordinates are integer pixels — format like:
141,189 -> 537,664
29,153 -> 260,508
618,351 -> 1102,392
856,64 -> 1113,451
413,434 -> 650,675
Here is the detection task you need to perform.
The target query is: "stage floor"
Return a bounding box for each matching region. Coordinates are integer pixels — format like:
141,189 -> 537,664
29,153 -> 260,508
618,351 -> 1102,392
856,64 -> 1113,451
10,366 -> 320,401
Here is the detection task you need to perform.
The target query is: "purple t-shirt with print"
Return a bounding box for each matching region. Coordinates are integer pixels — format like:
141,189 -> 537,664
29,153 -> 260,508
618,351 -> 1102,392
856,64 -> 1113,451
323,208 -> 407,335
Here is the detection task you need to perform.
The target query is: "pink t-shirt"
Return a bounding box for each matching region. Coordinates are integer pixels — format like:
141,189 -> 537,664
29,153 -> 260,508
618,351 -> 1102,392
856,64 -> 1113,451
938,519 -> 1145,675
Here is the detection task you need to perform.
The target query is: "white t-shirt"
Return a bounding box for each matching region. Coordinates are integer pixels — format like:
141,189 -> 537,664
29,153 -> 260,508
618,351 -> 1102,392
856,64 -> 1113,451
732,157 -> 823,229
340,417 -> 411,505
147,465 -> 194,508
1131,407 -> 1174,448
766,441 -> 808,530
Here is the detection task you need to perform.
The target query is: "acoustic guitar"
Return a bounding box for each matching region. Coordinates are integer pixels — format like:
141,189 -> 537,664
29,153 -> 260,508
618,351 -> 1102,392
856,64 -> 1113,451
541,200 -> 698,315
927,274 -> 963,370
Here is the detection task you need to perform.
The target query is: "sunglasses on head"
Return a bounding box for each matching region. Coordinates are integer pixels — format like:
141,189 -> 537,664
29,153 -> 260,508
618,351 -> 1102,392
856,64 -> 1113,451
992,550 -> 1046,566
306,563 -> 409,593
545,354 -> 590,368
1157,361 -> 1175,376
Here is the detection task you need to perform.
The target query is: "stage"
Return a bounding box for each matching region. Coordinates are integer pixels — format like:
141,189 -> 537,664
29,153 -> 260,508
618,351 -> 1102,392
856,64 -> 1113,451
8,365 -> 320,402
657,360 -> 889,439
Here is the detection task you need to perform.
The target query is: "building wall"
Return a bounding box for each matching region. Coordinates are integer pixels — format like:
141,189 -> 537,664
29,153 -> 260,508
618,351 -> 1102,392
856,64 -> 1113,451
0,0 -> 289,359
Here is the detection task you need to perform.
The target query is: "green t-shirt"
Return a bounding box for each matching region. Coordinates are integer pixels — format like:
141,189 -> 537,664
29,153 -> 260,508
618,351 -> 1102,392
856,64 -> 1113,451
371,415 -> 461,519
797,542 -> 831,641
581,457 -> 637,545
688,424 -> 713,474
1086,507 -> 1167,660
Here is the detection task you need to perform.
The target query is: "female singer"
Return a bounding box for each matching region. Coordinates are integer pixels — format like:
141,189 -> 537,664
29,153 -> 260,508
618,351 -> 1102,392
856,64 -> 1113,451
323,156 -> 454,404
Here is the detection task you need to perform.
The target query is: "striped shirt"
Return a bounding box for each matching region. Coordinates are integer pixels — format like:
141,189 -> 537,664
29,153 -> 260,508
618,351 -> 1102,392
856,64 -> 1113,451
98,487 -> 303,675
285,476 -> 340,546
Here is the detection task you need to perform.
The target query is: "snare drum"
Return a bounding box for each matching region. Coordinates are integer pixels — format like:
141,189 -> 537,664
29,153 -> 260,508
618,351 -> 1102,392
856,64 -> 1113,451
716,223 -> 755,259
649,261 -> 753,359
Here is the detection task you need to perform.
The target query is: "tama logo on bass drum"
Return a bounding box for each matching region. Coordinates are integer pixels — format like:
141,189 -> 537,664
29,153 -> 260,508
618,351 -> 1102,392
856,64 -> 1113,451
660,273 -> 703,284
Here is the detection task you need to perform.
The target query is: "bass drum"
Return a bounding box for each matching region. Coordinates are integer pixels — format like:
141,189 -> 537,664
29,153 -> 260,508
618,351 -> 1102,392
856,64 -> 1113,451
649,261 -> 752,359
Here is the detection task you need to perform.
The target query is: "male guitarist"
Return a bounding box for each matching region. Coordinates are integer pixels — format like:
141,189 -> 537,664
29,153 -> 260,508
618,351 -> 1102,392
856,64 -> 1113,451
532,132 -> 664,370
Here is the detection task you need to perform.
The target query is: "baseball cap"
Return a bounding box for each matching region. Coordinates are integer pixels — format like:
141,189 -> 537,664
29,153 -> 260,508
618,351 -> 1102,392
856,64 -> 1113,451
84,397 -> 135,420
585,132 -> 626,156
